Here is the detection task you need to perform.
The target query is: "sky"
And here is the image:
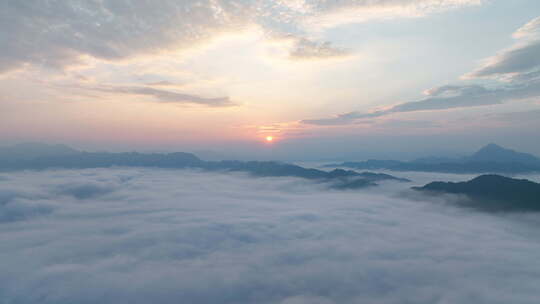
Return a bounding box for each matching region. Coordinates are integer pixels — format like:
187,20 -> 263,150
2,168 -> 540,303
1,0 -> 540,160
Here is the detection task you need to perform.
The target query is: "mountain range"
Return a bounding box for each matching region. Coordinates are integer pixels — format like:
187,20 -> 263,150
0,143 -> 408,190
413,174 -> 540,212
325,144 -> 540,173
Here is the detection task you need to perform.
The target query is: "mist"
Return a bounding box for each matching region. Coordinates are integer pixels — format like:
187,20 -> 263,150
1,168 -> 540,304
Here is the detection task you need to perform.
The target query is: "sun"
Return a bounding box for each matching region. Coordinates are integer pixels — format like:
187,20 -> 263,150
265,136 -> 274,142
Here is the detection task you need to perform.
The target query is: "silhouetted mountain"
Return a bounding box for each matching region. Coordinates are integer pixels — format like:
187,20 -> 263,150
412,156 -> 461,164
192,150 -> 234,161
325,171 -> 409,190
413,175 -> 540,212
325,144 -> 540,173
0,143 -> 408,189
0,143 -> 79,161
353,171 -> 410,182
467,143 -> 540,164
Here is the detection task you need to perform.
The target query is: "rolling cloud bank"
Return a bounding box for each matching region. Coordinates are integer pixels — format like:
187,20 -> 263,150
1,168 -> 540,303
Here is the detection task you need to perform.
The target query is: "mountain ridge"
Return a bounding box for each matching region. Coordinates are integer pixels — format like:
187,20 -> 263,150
0,143 -> 409,190
325,144 -> 540,173
467,143 -> 540,164
413,174 -> 540,212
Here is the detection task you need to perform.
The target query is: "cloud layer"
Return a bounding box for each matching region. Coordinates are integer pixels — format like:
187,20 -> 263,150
0,0 -> 482,73
0,0 -> 252,72
1,168 -> 540,303
90,85 -> 234,106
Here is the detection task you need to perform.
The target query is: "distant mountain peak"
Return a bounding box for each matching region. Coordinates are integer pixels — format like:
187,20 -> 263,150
476,143 -> 509,153
481,143 -> 503,150
469,143 -> 539,164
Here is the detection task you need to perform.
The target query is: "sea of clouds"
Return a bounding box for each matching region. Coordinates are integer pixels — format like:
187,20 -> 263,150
1,168 -> 540,304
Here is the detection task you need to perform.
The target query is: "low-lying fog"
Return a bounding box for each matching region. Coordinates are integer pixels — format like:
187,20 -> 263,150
1,168 -> 540,304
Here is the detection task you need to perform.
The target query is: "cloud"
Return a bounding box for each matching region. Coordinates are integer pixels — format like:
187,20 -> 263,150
466,41 -> 540,79
144,81 -> 184,87
289,38 -> 351,60
466,16 -> 540,79
88,85 -> 234,107
302,82 -> 540,125
265,32 -> 351,61
303,16 -> 540,126
375,119 -> 441,129
0,0 -> 253,73
302,111 -> 382,125
513,16 -> 540,39
280,295 -> 335,304
1,168 -> 540,303
279,0 -> 482,29
0,189 -> 54,222
388,85 -> 502,112
53,182 -> 117,200
0,0 -> 483,72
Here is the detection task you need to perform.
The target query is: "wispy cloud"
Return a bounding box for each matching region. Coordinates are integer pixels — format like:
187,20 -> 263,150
303,16 -> 540,126
465,16 -> 540,80
289,37 -> 351,61
280,0 -> 483,29
88,85 -> 234,107
144,81 -> 185,88
266,32 -> 352,61
303,82 -> 540,125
